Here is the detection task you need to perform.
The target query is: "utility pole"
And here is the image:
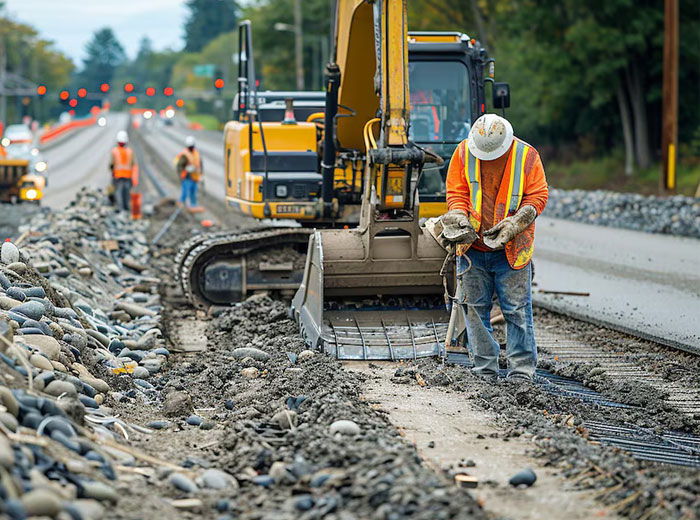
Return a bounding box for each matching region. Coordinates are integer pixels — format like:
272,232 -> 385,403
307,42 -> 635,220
661,0 -> 679,194
294,0 -> 304,90
0,36 -> 6,127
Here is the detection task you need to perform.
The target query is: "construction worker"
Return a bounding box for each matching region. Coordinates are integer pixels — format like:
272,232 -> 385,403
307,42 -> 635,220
175,135 -> 203,208
110,131 -> 136,212
442,114 -> 548,382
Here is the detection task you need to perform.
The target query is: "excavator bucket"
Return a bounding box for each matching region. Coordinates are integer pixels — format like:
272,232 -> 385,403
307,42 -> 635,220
292,218 -> 451,360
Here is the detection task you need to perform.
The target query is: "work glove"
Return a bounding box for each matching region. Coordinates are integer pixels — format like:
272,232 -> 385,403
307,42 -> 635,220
186,165 -> 196,173
482,205 -> 537,249
441,209 -> 478,244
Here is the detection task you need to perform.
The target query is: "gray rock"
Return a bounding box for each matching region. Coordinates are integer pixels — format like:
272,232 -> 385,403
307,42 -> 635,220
232,347 -> 270,362
186,415 -> 203,426
6,261 -> 27,274
20,488 -> 62,517
297,349 -> 316,361
132,366 -> 150,379
44,379 -> 78,397
198,469 -> 238,490
509,468 -> 537,487
12,300 -> 45,320
241,367 -> 260,379
169,472 -> 199,493
1,241 -> 20,264
0,434 -> 15,467
65,499 -> 105,520
0,386 -> 19,416
29,353 -> 54,371
272,410 -> 298,430
163,391 -> 193,417
115,301 -> 156,318
329,419 -> 361,436
19,334 -> 61,360
0,411 -> 18,432
79,480 -> 119,503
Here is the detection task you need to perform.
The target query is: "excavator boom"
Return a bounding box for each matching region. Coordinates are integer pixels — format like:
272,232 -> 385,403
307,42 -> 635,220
292,0 -> 451,359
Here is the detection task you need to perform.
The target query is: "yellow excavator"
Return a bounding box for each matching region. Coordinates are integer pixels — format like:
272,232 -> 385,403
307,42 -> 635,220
177,0 -> 510,359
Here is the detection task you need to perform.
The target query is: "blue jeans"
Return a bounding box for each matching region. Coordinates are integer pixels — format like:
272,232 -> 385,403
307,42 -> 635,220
180,178 -> 198,207
457,249 -> 537,379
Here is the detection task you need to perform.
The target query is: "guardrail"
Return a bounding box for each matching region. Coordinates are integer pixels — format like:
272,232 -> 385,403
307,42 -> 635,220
39,115 -> 98,145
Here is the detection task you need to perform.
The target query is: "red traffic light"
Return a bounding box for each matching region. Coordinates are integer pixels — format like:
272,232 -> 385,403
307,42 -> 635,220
68,98 -> 78,107
126,95 -> 137,105
59,90 -> 69,101
37,85 -> 47,96
175,98 -> 184,108
68,109 -> 75,116
100,83 -> 110,93
163,86 -> 174,97
77,88 -> 87,98
146,87 -> 156,96
214,78 -> 224,89
124,83 -> 134,93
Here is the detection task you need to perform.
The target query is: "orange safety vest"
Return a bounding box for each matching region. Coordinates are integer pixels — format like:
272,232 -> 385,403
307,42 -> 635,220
111,147 -> 134,179
178,148 -> 201,182
461,138 -> 535,269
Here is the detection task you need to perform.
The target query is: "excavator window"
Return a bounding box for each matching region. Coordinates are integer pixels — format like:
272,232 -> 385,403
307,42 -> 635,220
408,59 -> 471,199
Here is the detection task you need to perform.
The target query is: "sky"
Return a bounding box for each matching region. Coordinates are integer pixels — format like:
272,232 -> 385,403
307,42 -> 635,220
5,0 -> 189,64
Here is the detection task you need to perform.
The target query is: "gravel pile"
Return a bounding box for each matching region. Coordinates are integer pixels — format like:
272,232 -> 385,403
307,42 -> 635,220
0,189 -> 169,519
543,188 -> 700,238
110,294 -> 487,519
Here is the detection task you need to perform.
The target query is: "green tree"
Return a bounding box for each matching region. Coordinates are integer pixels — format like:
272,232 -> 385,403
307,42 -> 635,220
184,0 -> 239,52
80,27 -> 126,88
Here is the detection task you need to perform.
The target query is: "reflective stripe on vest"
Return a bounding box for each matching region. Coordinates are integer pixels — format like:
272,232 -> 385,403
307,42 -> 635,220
179,148 -> 201,180
463,139 -> 530,219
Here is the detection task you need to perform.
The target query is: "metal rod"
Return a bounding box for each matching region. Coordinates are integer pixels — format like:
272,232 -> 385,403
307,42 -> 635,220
406,315 -> 417,360
329,320 -> 340,359
353,316 -> 367,360
381,319 -> 395,361
430,318 -> 443,358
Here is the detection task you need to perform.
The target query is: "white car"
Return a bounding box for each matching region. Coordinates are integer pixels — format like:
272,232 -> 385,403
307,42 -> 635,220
2,124 -> 33,148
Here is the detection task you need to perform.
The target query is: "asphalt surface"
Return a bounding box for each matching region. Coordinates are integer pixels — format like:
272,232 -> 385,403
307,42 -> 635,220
41,113 -> 129,209
534,217 -> 700,351
138,118 -> 225,202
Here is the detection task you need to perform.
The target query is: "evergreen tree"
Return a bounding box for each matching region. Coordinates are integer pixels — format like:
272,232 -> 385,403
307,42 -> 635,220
184,0 -> 239,52
81,27 -> 126,87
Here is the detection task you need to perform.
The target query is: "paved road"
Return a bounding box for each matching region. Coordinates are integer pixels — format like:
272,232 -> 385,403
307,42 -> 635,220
138,120 -> 225,203
41,114 -> 129,209
534,217 -> 700,351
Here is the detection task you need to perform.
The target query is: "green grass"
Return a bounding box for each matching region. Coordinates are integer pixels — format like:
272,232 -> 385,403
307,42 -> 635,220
187,113 -> 221,131
545,152 -> 700,197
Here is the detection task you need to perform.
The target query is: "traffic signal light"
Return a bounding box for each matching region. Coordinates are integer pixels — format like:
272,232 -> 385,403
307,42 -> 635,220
37,85 -> 47,96
146,87 -> 156,97
126,95 -> 137,105
175,98 -> 184,108
124,83 -> 134,93
59,90 -> 69,102
77,88 -> 87,98
163,87 -> 173,97
100,83 -> 110,93
214,78 -> 224,90
68,99 -> 78,108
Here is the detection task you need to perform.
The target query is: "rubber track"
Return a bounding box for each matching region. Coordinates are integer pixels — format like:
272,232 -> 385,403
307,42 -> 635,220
177,227 -> 313,309
534,299 -> 700,356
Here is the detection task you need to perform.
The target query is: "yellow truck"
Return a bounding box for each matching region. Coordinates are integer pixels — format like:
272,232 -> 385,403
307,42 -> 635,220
0,149 -> 47,203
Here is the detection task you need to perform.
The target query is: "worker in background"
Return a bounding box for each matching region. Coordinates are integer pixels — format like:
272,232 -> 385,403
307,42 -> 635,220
441,114 -> 548,383
110,131 -> 136,212
175,135 -> 203,209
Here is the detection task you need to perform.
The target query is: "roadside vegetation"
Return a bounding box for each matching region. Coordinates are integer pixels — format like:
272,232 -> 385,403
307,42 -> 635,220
2,0 -> 698,193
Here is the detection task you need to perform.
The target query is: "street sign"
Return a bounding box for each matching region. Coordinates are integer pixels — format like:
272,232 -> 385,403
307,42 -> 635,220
193,64 -> 216,78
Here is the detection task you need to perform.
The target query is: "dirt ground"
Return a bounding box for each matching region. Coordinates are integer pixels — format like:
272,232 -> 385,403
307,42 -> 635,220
94,203 -> 699,520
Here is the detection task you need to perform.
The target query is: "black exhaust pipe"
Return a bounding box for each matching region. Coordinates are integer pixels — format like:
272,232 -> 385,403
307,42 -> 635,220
321,63 -> 340,217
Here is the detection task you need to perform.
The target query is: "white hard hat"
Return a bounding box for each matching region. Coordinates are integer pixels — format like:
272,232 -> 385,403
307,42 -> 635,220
116,130 -> 128,144
185,136 -> 196,147
467,114 -> 513,161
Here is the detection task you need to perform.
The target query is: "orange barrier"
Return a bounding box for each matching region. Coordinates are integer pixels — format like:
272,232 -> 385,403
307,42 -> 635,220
39,115 -> 98,144
131,193 -> 142,220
